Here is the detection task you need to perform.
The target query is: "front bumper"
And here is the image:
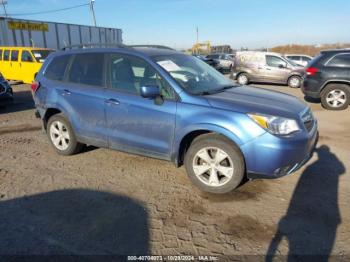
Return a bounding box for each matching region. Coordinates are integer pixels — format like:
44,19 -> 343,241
241,122 -> 318,179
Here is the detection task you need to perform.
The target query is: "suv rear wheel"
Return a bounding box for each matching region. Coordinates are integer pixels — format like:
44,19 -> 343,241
184,134 -> 245,194
47,113 -> 83,155
321,84 -> 349,110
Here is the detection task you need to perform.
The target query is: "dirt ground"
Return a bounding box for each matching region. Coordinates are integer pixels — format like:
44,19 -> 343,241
0,83 -> 349,260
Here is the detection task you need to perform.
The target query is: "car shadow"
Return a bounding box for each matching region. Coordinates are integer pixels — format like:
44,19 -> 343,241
266,145 -> 345,261
0,189 -> 149,255
0,90 -> 35,114
304,95 -> 321,104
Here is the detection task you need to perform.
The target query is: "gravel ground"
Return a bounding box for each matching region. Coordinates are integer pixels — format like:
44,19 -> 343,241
0,83 -> 349,260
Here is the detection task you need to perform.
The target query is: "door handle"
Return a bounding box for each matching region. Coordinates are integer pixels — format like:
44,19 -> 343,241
266,68 -> 272,70
105,98 -> 120,105
61,89 -> 71,96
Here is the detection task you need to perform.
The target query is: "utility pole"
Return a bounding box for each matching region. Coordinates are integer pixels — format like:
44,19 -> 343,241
196,26 -> 199,44
0,0 -> 8,17
89,0 -> 97,27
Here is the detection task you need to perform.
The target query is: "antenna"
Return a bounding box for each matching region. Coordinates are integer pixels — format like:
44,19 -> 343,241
89,0 -> 97,27
0,0 -> 8,17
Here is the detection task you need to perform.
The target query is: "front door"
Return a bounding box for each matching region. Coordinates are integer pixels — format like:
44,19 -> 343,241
20,50 -> 37,84
104,53 -> 177,159
263,55 -> 290,83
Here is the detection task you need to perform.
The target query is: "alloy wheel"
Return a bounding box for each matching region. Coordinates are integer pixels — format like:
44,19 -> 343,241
326,89 -> 347,108
49,120 -> 70,151
192,147 -> 234,187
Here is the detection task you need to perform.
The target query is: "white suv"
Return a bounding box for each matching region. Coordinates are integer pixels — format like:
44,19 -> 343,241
285,54 -> 313,67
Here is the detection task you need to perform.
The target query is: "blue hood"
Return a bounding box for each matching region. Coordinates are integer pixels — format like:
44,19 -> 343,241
205,86 -> 308,119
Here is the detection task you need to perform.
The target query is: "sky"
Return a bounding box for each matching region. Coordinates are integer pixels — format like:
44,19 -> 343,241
1,0 -> 350,49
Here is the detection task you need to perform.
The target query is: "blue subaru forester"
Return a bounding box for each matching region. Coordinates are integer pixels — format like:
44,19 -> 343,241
32,45 -> 318,194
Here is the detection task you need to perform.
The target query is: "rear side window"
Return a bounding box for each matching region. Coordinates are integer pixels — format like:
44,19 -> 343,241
288,56 -> 300,61
11,50 -> 19,61
45,55 -> 71,81
68,53 -> 104,86
327,54 -> 350,67
21,51 -> 34,62
3,50 -> 10,61
0,50 -> 2,61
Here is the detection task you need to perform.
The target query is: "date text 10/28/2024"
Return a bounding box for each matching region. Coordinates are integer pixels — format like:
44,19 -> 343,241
127,255 -> 219,261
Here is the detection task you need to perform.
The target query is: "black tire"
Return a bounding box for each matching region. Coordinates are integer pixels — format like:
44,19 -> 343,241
237,73 -> 249,85
288,75 -> 302,88
320,84 -> 349,110
47,113 -> 83,155
184,133 -> 245,194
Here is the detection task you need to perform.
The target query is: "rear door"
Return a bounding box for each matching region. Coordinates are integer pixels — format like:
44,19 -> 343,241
2,50 -> 11,80
44,53 -> 107,147
51,52 -> 108,147
104,52 -> 177,159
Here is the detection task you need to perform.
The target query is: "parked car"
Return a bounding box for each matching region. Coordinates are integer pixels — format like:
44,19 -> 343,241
206,53 -> 234,72
32,45 -> 318,194
0,46 -> 54,84
232,51 -> 304,88
285,54 -> 313,67
0,72 -> 13,103
302,49 -> 350,110
193,54 -> 219,68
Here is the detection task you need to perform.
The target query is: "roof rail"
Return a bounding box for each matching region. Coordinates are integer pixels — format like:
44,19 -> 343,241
128,45 -> 175,50
61,43 -> 127,51
61,43 -> 175,51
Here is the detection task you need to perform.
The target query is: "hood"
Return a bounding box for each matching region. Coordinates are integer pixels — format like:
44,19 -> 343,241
205,86 -> 308,118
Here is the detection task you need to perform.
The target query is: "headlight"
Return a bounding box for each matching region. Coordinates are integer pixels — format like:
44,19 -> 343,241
248,113 -> 300,136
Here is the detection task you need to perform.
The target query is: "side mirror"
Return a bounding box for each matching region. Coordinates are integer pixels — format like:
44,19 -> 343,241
140,85 -> 160,99
278,64 -> 286,69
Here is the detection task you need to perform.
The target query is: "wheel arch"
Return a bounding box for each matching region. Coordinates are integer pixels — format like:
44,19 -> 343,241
173,125 -> 244,167
320,80 -> 350,93
43,108 -> 62,130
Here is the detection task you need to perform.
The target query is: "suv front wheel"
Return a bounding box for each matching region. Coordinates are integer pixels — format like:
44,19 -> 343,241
47,113 -> 83,155
184,134 -> 245,194
321,84 -> 349,110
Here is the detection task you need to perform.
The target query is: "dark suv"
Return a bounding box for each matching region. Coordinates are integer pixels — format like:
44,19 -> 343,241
302,50 -> 350,110
0,72 -> 13,103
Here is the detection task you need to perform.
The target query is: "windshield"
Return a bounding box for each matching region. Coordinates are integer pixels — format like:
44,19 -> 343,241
152,54 -> 236,95
31,49 -> 53,63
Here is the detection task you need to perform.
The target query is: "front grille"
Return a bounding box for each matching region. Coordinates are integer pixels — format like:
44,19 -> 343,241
301,109 -> 315,132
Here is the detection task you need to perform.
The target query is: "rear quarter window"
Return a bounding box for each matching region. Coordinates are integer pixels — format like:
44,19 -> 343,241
0,50 -> 2,61
44,55 -> 71,81
326,53 -> 350,67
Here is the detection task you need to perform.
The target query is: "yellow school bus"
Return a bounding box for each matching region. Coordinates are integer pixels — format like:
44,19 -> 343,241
0,47 -> 54,84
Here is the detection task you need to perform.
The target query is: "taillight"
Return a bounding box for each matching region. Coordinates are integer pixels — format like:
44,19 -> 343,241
306,67 -> 318,76
31,81 -> 40,92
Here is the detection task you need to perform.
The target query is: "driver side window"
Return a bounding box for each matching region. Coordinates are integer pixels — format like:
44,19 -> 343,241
108,53 -> 175,100
266,55 -> 287,68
